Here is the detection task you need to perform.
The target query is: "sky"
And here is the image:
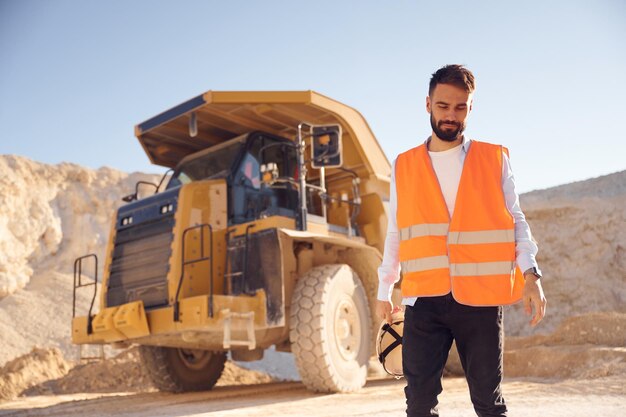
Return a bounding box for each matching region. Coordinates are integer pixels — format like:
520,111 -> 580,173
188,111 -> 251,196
1,0 -> 625,193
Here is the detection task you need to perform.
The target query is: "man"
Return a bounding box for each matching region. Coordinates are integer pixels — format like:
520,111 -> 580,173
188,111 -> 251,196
376,64 -> 547,417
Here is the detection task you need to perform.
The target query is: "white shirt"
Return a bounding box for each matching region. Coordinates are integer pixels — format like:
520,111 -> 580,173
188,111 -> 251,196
429,142 -> 465,218
377,137 -> 539,305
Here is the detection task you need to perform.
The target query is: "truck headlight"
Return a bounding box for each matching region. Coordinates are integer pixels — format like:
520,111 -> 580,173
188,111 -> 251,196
160,203 -> 174,214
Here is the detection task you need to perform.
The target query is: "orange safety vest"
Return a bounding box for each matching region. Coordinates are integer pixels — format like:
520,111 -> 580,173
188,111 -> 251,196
395,140 -> 524,306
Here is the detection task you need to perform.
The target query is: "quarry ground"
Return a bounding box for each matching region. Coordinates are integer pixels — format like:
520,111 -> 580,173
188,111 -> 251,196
1,375 -> 625,417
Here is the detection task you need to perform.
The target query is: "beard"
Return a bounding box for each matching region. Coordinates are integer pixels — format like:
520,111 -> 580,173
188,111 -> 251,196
430,113 -> 465,142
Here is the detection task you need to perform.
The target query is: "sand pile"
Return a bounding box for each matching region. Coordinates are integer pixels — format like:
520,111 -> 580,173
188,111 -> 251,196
0,155 -> 162,365
23,347 -> 153,396
0,155 -> 161,299
0,348 -> 71,401
0,269 -> 107,366
446,311 -> 626,378
217,360 -> 275,386
507,311 -> 626,348
0,347 -> 277,402
505,312 -> 626,379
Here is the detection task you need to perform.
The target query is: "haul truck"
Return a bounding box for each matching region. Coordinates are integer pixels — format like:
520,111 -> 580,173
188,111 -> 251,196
72,91 -> 391,393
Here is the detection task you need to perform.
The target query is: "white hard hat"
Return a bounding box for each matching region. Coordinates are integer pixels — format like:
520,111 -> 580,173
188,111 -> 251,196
376,311 -> 404,378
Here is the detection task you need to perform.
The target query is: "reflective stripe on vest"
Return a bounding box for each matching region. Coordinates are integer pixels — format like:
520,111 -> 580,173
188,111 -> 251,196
449,261 -> 515,277
401,255 -> 449,273
448,229 -> 515,244
400,228 -> 515,275
400,223 -> 449,240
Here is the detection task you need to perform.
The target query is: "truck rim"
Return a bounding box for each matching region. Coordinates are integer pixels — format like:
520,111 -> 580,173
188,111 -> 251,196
333,295 -> 361,361
177,348 -> 213,370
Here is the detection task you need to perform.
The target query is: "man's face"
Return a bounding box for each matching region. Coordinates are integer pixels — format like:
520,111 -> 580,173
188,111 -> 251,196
426,83 -> 473,142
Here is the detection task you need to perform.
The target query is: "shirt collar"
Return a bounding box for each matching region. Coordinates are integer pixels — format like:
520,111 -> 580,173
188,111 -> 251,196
424,135 -> 471,153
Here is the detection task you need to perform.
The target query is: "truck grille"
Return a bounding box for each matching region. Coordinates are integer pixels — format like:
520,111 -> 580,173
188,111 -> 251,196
106,214 -> 175,309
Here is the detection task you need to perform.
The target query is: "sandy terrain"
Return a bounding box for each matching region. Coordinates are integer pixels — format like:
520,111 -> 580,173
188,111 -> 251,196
1,309 -> 623,415
1,376 -> 625,417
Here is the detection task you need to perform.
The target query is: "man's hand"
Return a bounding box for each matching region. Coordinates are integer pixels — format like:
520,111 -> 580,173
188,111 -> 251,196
376,300 -> 401,325
522,274 -> 547,327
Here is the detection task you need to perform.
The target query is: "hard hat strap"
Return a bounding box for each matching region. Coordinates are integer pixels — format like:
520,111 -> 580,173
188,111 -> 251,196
378,322 -> 403,363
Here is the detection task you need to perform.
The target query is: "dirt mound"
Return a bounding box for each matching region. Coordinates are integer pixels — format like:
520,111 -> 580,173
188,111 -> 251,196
504,345 -> 626,379
507,311 -> 626,349
446,312 -> 626,378
550,312 -> 626,346
0,348 -> 70,401
24,347 -> 153,396
18,347 -> 275,400
0,270 -> 109,367
218,361 -> 275,386
505,312 -> 626,379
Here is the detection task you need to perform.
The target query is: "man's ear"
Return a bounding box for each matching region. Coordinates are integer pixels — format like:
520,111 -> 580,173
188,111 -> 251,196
469,98 -> 473,113
426,95 -> 431,114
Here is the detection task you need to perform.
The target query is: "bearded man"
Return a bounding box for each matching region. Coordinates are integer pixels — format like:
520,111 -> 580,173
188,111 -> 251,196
376,64 -> 547,417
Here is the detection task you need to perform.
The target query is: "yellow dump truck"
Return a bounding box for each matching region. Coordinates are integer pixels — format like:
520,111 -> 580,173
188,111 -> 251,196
72,91 -> 391,393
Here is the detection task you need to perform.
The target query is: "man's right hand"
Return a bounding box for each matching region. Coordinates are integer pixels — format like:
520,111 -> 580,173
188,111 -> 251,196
376,300 -> 401,324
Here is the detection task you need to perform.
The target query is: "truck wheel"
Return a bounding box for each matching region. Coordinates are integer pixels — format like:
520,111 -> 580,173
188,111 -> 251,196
289,264 -> 372,393
139,346 -> 226,392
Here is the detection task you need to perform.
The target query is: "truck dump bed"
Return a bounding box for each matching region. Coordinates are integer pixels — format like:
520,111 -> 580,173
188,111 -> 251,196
135,90 -> 391,197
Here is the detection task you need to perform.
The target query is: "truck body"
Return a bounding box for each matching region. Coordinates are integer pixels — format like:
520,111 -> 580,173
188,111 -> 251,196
72,91 -> 391,393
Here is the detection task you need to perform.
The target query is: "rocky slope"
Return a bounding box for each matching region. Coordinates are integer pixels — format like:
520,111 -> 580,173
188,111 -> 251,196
0,155 -> 161,298
505,170 -> 626,336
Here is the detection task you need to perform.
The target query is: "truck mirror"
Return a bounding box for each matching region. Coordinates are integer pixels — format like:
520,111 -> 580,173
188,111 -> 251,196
311,124 -> 342,168
122,181 -> 158,203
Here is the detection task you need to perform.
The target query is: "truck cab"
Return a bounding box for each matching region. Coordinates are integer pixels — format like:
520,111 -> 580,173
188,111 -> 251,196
169,131 -> 299,224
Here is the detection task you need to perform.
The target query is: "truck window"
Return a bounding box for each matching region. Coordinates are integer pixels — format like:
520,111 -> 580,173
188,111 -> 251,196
238,153 -> 261,189
167,140 -> 245,188
249,138 -> 296,179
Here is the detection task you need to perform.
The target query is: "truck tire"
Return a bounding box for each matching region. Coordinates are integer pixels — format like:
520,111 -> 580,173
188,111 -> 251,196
139,346 -> 226,392
289,264 -> 372,393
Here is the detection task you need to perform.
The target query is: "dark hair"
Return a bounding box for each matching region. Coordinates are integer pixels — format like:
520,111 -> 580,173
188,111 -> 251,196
429,64 -> 475,96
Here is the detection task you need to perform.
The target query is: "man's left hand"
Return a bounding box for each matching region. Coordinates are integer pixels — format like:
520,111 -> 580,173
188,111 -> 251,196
522,273 -> 547,327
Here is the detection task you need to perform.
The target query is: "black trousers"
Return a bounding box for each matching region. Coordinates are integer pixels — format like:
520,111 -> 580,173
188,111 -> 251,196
402,293 -> 507,417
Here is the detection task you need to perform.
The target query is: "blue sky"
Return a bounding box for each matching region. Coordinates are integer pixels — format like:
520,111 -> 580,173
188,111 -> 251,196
1,0 -> 625,193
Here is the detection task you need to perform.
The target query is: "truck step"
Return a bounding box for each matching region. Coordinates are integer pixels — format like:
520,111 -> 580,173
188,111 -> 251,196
221,310 -> 256,350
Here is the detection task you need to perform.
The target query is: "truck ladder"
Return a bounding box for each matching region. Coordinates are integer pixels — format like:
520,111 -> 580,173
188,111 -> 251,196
173,223 -> 214,322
